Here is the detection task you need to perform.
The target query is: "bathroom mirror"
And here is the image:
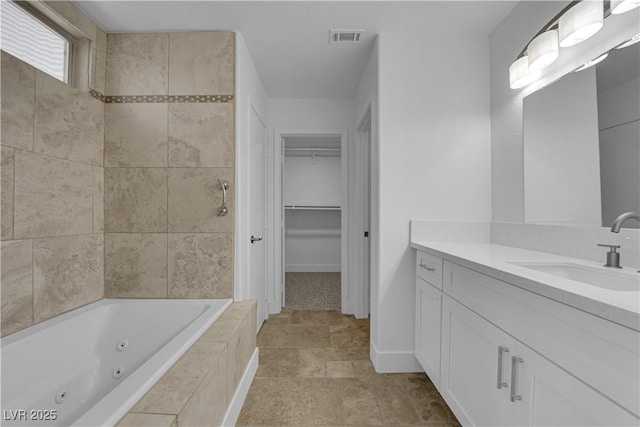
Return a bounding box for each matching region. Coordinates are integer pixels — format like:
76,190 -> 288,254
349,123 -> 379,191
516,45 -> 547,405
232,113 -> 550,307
523,43 -> 639,229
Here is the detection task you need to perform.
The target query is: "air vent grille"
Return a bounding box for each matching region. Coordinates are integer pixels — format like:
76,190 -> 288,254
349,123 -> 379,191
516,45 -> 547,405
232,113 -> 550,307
329,30 -> 365,44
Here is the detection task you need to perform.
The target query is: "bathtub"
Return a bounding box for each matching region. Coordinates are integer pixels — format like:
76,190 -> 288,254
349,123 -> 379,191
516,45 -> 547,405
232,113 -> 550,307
1,298 -> 232,427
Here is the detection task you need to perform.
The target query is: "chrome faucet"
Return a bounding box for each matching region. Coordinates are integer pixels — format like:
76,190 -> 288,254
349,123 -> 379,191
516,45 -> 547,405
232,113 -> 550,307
610,212 -> 640,233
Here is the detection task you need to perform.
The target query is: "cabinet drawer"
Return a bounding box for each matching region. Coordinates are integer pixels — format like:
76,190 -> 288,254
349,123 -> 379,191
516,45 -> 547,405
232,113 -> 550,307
416,251 -> 443,289
443,260 -> 640,417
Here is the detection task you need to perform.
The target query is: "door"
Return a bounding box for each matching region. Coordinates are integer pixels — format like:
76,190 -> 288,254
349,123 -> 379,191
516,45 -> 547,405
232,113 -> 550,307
249,106 -> 267,329
415,278 -> 442,387
355,112 -> 371,318
441,295 -> 513,426
513,343 -> 639,426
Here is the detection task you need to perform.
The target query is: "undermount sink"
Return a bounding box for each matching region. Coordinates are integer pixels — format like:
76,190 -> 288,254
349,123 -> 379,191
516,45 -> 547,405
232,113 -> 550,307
510,262 -> 639,292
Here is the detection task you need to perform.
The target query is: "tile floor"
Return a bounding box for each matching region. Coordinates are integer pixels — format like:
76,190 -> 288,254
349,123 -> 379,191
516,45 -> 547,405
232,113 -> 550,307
237,310 -> 461,427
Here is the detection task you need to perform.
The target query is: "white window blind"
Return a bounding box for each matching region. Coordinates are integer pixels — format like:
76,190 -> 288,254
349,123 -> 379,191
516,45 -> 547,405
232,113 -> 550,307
1,1 -> 69,82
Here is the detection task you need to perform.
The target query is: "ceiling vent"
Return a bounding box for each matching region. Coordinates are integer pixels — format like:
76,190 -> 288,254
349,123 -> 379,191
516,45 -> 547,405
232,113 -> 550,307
329,30 -> 365,44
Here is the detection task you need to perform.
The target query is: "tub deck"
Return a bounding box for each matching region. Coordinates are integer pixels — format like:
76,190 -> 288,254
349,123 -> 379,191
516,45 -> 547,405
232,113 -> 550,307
115,301 -> 257,427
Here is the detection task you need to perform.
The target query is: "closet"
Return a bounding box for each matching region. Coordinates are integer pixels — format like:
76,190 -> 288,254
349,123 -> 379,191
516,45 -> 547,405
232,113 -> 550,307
283,136 -> 342,310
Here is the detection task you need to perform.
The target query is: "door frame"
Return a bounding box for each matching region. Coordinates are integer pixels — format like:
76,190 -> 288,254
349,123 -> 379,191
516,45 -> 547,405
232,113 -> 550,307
268,128 -> 349,314
353,105 -> 372,319
235,96 -> 269,326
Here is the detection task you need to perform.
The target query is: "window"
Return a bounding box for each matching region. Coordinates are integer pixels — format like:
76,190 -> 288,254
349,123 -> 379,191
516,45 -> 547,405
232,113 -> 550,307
1,1 -> 71,83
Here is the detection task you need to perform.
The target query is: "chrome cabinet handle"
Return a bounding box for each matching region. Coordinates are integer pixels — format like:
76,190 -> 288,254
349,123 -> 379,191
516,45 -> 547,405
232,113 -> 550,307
510,356 -> 524,402
419,263 -> 435,272
219,179 -> 230,216
251,235 -> 263,244
497,346 -> 510,389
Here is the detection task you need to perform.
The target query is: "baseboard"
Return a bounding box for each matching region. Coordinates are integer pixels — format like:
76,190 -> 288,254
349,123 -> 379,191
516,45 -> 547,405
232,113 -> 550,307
221,348 -> 259,427
370,342 -> 423,373
285,264 -> 341,272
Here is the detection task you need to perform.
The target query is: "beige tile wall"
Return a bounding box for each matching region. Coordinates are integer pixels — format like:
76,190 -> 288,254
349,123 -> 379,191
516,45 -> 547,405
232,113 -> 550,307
0,0 -> 107,336
1,7 -> 236,335
104,32 -> 235,300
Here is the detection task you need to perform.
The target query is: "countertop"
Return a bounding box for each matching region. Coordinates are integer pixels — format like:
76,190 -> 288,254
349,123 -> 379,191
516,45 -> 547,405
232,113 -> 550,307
411,241 -> 640,331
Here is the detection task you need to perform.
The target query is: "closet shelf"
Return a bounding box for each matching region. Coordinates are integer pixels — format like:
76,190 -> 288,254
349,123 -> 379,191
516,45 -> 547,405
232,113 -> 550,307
285,205 -> 341,211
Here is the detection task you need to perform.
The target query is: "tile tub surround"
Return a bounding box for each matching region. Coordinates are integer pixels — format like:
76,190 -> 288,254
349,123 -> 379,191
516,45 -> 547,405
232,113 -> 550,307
116,301 -> 257,427
1,6 -> 106,336
237,310 -> 461,426
104,31 -> 236,299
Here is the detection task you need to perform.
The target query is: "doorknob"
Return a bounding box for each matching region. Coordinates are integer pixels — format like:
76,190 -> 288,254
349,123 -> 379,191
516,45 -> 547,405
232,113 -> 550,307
251,235 -> 263,244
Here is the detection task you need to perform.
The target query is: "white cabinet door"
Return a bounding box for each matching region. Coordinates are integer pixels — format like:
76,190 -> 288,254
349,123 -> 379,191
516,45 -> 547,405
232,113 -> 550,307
415,277 -> 442,387
512,343 -> 639,426
441,295 -> 514,426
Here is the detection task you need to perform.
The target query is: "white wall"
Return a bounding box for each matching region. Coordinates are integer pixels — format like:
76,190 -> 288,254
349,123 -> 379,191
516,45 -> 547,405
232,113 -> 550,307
523,67 -> 601,226
235,32 -> 269,310
283,155 -> 342,206
490,1 -> 640,223
268,98 -> 354,130
283,154 -> 342,272
372,33 -> 492,371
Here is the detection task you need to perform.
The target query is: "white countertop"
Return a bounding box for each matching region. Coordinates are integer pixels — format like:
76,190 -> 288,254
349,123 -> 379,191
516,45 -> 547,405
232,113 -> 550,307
411,241 -> 640,331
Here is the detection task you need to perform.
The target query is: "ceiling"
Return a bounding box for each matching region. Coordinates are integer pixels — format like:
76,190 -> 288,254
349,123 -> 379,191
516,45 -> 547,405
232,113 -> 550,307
74,1 -> 519,99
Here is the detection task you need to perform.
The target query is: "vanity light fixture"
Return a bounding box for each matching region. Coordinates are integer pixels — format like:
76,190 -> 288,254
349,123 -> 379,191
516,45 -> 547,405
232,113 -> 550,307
509,55 -> 535,89
509,0 -> 623,90
528,30 -> 559,70
616,32 -> 640,48
574,52 -> 609,71
611,0 -> 640,14
559,0 -> 604,47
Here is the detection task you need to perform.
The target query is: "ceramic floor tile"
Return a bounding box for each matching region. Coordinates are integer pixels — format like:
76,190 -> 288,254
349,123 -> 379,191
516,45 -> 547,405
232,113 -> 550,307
326,360 -> 355,378
298,347 -> 326,378
255,348 -> 299,378
239,310 -> 459,427
258,324 -> 331,348
343,396 -> 382,426
379,398 -> 421,426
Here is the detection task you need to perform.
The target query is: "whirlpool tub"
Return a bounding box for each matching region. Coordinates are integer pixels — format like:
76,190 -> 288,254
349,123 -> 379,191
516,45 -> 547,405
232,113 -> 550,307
1,298 -> 232,426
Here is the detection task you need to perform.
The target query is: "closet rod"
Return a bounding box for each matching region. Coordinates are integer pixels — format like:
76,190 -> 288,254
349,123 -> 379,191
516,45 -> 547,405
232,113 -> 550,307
286,229 -> 341,237
285,205 -> 341,211
284,147 -> 341,152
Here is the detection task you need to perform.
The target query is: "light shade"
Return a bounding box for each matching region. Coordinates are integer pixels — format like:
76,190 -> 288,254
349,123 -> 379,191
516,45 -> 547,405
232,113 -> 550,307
611,0 -> 640,14
509,56 -> 534,89
559,0 -> 603,47
528,30 -> 559,71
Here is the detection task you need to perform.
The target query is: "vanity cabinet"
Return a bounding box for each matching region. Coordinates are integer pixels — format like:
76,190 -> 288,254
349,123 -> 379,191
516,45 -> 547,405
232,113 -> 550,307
441,295 -> 637,426
414,251 -> 444,387
414,250 -> 640,426
440,295 -> 514,426
415,277 -> 442,387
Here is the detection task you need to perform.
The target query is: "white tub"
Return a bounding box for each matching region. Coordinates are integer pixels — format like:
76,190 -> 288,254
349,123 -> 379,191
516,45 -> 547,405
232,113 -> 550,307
1,298 -> 232,427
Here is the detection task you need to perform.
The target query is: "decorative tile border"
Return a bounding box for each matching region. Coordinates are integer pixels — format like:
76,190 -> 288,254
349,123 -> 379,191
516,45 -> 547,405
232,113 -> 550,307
89,89 -> 106,102
89,90 -> 233,104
